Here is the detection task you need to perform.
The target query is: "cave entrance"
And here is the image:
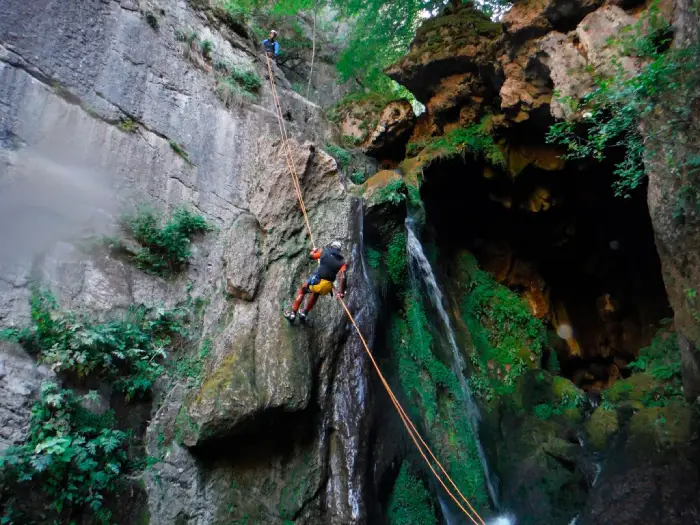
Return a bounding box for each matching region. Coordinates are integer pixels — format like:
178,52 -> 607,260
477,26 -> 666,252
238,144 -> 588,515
419,151 -> 672,392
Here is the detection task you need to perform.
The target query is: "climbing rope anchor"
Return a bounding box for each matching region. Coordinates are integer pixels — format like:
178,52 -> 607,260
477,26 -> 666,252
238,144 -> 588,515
263,54 -> 487,525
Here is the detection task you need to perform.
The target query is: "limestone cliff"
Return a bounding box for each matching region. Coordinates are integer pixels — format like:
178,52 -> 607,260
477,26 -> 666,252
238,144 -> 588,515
0,1 -> 377,523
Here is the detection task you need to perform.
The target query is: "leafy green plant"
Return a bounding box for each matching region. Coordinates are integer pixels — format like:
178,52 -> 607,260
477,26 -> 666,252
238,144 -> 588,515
349,170 -> 368,185
217,78 -> 257,107
229,67 -> 262,92
116,206 -> 212,276
145,10 -> 159,30
341,135 -> 363,148
1,288 -> 189,399
547,1 -> 700,199
0,382 -> 128,524
374,179 -> 407,207
415,117 -> 505,167
118,118 -> 137,133
200,39 -> 213,59
325,144 -> 352,169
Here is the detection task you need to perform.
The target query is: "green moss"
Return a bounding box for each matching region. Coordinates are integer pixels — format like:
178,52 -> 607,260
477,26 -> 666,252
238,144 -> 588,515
279,452 -> 317,520
392,293 -> 490,513
387,463 -> 438,525
414,118 -> 505,168
456,253 -> 547,404
602,326 -> 683,410
627,403 -> 694,450
386,231 -> 407,285
416,5 -> 501,40
585,408 -> 619,451
533,403 -> 553,420
365,246 -> 382,269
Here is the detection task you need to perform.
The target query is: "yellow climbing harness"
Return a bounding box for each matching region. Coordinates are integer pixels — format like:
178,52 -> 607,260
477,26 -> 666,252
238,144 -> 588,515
264,54 -> 488,525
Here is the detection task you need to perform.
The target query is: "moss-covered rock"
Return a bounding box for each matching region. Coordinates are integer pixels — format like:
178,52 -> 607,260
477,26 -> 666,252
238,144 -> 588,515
585,407 -> 619,451
391,293 -> 490,514
387,462 -> 439,525
497,413 -> 588,525
453,251 -> 549,405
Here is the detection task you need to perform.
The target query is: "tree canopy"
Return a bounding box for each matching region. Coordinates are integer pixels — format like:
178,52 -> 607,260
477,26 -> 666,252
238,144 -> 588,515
220,0 -> 508,98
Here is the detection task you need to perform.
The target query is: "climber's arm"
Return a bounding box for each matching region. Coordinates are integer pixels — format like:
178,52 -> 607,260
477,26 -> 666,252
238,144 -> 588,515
337,263 -> 348,298
274,41 -> 280,56
310,248 -> 322,260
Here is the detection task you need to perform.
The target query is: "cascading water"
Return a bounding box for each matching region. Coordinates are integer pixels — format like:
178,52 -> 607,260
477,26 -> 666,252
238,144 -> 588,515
405,219 -> 515,525
327,202 -> 377,521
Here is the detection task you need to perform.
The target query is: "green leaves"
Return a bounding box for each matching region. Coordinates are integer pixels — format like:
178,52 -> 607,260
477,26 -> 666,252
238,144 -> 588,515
547,0 -> 700,200
6,288 -> 188,400
0,288 -> 194,523
1,382 -> 129,524
411,117 -> 505,167
119,206 -> 212,277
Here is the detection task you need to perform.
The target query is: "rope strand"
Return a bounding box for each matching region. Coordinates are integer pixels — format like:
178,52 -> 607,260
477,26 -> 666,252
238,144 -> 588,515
263,53 -> 487,525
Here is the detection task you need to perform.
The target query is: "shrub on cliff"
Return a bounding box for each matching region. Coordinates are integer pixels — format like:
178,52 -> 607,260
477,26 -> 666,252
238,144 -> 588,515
107,206 -> 212,277
409,117 -> 505,168
547,0 -> 700,205
0,289 -> 191,524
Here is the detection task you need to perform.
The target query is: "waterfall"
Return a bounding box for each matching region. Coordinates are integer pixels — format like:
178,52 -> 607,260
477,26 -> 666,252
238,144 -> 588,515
405,220 -> 515,524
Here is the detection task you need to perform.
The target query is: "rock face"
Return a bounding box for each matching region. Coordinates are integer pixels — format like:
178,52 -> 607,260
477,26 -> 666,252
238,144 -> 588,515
644,0 -> 700,401
0,1 -> 377,523
0,344 -> 51,452
340,99 -> 416,159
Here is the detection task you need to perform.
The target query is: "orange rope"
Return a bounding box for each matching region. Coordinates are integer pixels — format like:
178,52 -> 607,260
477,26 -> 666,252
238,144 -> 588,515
336,295 -> 486,525
265,55 -> 316,249
263,53 -> 487,525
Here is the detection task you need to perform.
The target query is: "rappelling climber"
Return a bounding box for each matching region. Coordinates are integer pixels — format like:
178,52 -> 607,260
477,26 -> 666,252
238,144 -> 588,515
262,30 -> 280,61
285,240 -> 347,324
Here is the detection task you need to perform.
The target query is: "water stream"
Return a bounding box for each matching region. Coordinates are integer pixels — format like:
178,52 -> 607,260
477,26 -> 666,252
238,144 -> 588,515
405,219 -> 515,524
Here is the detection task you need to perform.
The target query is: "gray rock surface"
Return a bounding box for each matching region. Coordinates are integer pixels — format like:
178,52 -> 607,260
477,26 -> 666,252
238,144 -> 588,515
0,0 -> 377,523
0,343 -> 51,453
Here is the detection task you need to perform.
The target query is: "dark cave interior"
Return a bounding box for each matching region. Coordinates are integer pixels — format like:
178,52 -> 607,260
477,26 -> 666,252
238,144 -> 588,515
419,150 -> 672,391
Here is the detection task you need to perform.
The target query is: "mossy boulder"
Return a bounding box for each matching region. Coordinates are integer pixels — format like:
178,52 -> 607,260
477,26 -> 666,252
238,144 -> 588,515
585,407 -> 619,451
516,370 -> 586,423
497,413 -> 589,525
579,404 -> 700,524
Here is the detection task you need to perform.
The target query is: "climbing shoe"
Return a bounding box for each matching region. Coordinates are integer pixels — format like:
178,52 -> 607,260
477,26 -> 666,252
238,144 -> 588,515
298,311 -> 307,324
284,310 -> 296,324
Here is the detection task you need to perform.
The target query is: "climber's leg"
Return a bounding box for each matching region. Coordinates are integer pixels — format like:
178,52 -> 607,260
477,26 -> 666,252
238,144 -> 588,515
285,280 -> 309,322
299,293 -> 318,324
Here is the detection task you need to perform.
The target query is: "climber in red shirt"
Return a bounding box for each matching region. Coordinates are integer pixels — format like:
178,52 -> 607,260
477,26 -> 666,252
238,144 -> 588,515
285,240 -> 347,324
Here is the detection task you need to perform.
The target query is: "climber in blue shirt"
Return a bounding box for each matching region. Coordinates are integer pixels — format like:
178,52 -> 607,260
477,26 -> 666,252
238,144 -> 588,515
262,30 -> 280,60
